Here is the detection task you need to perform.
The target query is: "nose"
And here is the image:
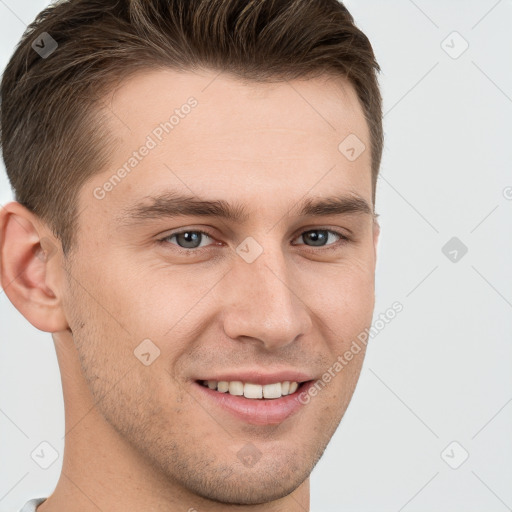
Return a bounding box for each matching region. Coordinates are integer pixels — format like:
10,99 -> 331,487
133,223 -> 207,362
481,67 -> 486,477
220,241 -> 313,350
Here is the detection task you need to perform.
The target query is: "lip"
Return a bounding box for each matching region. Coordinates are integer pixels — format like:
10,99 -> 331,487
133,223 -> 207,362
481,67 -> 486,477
192,379 -> 315,426
195,370 -> 314,386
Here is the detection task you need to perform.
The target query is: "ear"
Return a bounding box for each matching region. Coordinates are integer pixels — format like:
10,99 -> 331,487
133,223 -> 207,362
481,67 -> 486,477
0,201 -> 69,332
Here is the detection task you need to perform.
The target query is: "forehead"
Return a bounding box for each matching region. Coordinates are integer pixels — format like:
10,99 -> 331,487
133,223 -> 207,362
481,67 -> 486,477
82,68 -> 372,223
105,67 -> 368,147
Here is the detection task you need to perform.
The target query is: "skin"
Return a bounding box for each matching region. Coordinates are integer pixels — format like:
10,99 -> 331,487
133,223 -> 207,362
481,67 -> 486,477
0,69 -> 379,511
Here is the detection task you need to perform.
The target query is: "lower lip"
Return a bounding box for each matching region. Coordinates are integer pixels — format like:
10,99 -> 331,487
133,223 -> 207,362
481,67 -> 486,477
193,380 -> 315,426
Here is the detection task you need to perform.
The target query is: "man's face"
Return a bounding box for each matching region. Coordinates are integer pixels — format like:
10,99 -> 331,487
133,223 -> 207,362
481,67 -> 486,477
61,69 -> 378,504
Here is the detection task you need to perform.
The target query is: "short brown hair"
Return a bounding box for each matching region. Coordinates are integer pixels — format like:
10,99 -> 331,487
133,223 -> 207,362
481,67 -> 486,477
1,0 -> 383,255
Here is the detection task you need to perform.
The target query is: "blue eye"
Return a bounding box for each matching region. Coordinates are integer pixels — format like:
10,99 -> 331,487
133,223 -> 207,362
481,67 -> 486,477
294,229 -> 346,247
160,230 -> 213,249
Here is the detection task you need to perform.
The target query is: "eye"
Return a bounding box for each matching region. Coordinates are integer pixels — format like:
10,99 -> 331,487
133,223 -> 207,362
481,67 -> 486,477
159,230 -> 215,250
158,227 -> 350,254
292,229 -> 348,248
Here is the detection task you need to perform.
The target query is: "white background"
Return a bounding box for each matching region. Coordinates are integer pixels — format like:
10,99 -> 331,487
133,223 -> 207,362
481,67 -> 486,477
1,1 -> 511,511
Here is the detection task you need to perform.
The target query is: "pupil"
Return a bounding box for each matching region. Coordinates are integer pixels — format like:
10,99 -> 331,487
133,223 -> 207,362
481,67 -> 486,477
305,230 -> 327,246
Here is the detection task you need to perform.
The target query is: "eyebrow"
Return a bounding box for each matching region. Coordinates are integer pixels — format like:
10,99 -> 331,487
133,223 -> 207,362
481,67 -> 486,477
115,191 -> 374,226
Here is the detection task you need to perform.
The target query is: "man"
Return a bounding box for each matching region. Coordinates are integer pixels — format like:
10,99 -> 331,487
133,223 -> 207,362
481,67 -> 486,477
0,0 -> 383,510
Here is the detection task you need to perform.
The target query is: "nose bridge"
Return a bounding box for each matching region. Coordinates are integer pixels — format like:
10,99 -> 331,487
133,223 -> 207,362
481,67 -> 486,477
221,239 -> 312,348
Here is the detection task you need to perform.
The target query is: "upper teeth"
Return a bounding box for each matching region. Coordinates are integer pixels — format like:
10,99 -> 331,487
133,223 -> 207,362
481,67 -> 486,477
202,380 -> 299,399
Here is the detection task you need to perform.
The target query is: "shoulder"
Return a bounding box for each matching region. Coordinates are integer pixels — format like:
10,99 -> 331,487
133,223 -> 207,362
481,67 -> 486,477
18,498 -> 47,512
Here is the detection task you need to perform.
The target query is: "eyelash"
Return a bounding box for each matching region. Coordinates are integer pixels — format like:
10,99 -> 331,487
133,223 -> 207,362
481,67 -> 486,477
157,228 -> 350,255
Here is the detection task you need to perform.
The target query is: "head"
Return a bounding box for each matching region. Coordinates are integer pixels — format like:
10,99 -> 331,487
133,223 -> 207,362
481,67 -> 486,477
0,0 -> 382,507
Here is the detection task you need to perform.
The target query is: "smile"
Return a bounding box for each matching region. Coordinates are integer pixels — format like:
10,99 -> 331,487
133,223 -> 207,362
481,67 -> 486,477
198,379 -> 300,399
193,379 -> 315,425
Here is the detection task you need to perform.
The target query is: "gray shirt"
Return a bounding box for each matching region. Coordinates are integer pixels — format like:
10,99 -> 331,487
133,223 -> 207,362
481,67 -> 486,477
19,498 -> 47,512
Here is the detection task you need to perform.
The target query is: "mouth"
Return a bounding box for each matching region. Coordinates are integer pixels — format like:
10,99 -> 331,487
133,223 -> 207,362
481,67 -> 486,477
192,378 -> 315,426
196,379 -> 307,399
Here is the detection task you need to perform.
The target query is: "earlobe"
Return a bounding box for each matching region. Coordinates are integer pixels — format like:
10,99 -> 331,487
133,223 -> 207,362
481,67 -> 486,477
0,201 -> 69,332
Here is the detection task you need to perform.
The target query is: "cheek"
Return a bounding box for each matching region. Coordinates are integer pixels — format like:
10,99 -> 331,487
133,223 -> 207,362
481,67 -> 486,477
72,255 -> 175,339
310,260 -> 375,321
301,258 -> 375,371
62,260 -> 148,386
